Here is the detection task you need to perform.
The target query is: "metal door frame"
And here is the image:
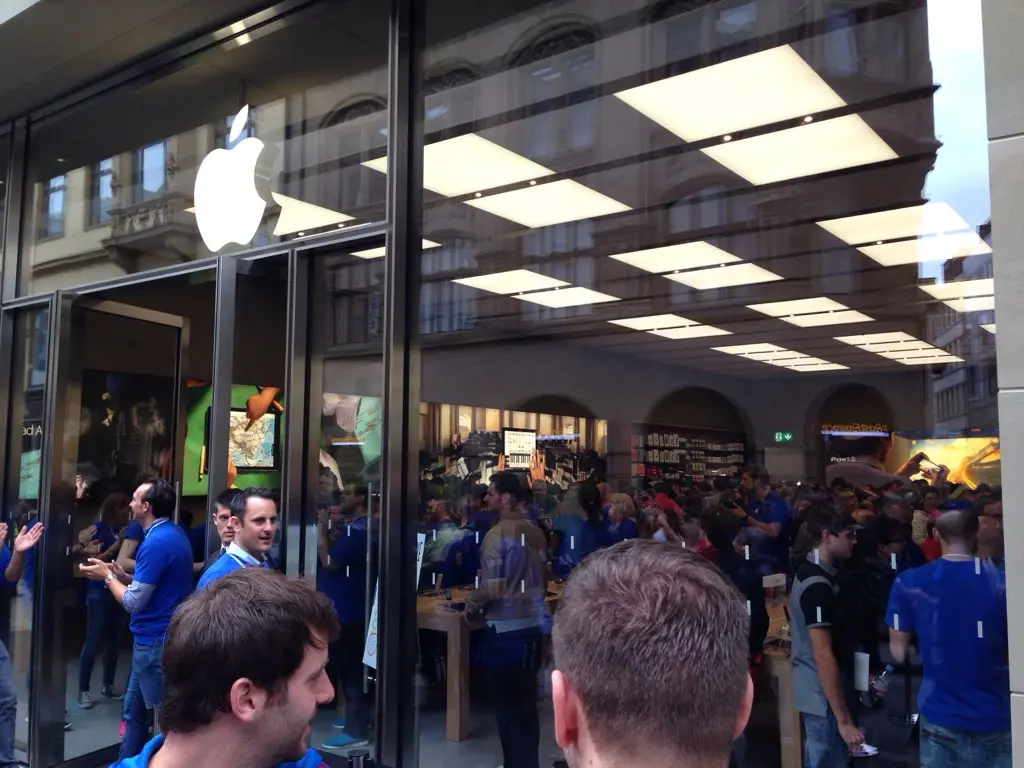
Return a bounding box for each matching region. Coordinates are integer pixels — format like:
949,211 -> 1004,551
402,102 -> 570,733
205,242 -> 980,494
30,292 -> 189,768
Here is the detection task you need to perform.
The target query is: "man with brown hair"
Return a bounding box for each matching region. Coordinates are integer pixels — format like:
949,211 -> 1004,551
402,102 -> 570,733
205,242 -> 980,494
109,568 -> 339,768
551,540 -> 752,768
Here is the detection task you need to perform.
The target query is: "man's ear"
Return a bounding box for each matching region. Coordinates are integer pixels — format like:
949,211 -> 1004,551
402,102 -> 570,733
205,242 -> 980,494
551,670 -> 580,750
734,673 -> 754,740
228,678 -> 268,724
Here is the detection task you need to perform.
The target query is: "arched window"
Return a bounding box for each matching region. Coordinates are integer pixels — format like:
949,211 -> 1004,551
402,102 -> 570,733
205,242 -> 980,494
509,24 -> 598,159
320,97 -> 387,214
425,65 -> 479,131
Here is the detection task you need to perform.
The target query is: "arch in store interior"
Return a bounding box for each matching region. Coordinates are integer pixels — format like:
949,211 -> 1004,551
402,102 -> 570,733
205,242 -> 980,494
512,394 -> 597,419
644,386 -> 754,440
806,382 -> 897,478
319,94 -> 387,130
808,382 -> 897,438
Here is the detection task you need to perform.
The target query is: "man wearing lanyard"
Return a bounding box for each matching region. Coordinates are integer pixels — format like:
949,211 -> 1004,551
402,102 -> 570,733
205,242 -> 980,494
80,478 -> 194,761
197,488 -> 277,589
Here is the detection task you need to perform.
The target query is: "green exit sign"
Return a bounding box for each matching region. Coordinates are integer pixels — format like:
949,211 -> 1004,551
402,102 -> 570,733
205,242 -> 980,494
774,431 -> 794,443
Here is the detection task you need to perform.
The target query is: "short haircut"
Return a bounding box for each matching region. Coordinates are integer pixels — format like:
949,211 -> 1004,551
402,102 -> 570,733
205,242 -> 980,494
141,478 -> 176,519
215,488 -> 242,510
743,465 -> 770,486
922,486 -> 940,498
936,509 -> 980,544
348,485 -> 368,502
230,487 -> 277,523
653,481 -> 672,496
160,569 -> 340,733
713,476 -> 731,492
553,541 -> 748,764
489,471 -> 526,504
800,497 -> 845,545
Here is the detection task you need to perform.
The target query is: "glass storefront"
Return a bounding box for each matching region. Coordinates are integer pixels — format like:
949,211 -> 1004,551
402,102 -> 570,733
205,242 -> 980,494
0,0 -> 1017,767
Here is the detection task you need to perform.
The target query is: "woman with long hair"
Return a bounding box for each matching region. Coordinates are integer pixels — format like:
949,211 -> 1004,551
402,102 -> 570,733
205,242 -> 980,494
75,491 -> 130,709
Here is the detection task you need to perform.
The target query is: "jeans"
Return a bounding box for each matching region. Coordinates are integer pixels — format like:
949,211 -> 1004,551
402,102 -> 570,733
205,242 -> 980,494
78,590 -> 125,693
0,640 -> 18,768
118,640 -> 163,761
483,628 -> 542,768
919,715 -> 1011,768
328,624 -> 372,740
802,708 -> 848,768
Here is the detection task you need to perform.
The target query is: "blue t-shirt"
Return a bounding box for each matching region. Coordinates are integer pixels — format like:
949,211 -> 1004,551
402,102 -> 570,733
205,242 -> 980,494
318,516 -> 369,625
87,521 -> 118,594
130,519 -> 194,644
197,545 -> 271,590
124,520 -> 145,542
0,546 -> 14,586
610,517 -> 639,543
21,518 -> 39,594
885,558 -> 1010,731
111,734 -> 326,768
748,493 -> 790,575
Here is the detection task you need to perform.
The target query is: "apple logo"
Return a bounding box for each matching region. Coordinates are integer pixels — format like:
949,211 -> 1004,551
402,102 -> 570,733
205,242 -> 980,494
194,105 -> 274,252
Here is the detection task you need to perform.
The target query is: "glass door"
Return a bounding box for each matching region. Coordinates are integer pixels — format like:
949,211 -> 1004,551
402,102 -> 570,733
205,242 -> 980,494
31,291 -> 189,768
286,234 -> 386,764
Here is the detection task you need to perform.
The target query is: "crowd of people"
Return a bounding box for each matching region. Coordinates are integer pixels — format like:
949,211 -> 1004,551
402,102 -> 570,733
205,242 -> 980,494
417,442 -> 1009,768
0,433 -> 1009,768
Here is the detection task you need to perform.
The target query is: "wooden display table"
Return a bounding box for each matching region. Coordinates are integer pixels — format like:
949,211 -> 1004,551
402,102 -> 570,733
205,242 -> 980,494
416,583 -> 561,741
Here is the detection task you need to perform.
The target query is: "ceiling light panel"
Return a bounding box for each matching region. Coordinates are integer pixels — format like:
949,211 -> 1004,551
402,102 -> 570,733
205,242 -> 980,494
857,232 -> 991,267
944,296 -> 996,313
836,331 -> 917,345
920,278 -> 994,301
514,287 -> 620,308
648,325 -> 732,339
747,297 -> 849,317
609,314 -> 698,331
701,115 -> 897,186
713,343 -> 842,371
666,262 -> 783,290
609,242 -> 739,273
817,203 -> 973,245
834,332 -> 961,366
363,133 -> 554,197
613,45 -> 845,142
787,363 -> 849,371
981,324 -> 996,334
465,179 -> 630,228
351,239 -> 440,259
782,310 -> 874,327
452,269 -> 569,295
713,343 -> 787,355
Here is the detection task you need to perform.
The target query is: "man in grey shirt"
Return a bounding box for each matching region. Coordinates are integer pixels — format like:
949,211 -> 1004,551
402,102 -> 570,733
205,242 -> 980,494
790,502 -> 863,767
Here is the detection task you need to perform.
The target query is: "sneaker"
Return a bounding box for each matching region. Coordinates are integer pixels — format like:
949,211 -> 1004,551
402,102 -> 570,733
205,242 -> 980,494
77,692 -> 94,710
101,685 -> 124,700
321,731 -> 370,751
332,716 -> 347,729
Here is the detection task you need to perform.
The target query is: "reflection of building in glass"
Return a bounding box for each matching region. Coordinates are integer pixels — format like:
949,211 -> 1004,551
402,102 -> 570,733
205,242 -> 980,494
927,220 -> 997,433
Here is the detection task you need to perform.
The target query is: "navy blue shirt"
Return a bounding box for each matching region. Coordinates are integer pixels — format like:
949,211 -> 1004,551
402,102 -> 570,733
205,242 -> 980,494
87,521 -> 118,594
124,519 -> 145,542
885,558 -> 1010,731
318,516 -> 369,625
748,493 -> 790,575
21,517 -> 39,594
130,519 -> 194,644
610,517 -> 639,543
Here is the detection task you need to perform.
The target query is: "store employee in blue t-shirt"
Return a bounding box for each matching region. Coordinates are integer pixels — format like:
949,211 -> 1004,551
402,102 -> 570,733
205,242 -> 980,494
0,522 -> 43,768
196,488 -> 277,590
80,478 -> 194,762
886,508 -> 1011,768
